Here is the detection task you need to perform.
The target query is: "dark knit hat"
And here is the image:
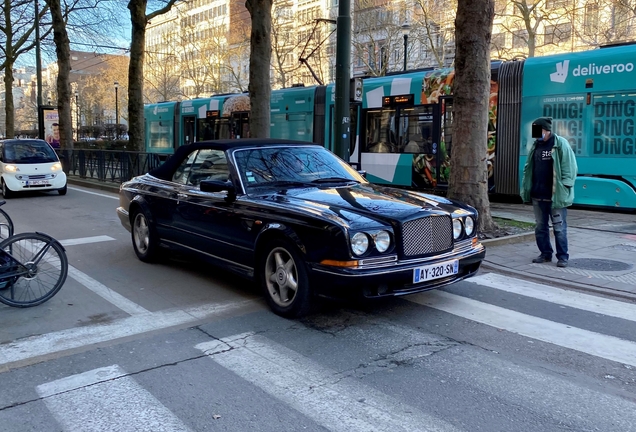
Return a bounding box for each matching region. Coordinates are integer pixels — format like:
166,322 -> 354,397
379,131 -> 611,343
533,117 -> 552,131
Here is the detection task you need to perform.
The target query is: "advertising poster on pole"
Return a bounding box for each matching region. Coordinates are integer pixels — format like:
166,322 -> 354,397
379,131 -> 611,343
43,108 -> 60,148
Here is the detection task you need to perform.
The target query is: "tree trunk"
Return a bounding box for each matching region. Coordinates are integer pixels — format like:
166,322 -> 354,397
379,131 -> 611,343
449,0 -> 496,233
245,0 -> 273,138
3,65 -> 15,138
47,0 -> 73,151
128,0 -> 147,152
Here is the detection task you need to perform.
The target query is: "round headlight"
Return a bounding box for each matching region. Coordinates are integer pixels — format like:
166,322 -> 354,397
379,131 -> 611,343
373,230 -> 391,253
351,232 -> 369,256
452,218 -> 463,239
464,216 -> 475,236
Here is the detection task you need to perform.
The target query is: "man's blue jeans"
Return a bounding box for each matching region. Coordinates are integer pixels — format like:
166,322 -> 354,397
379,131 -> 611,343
532,199 -> 569,261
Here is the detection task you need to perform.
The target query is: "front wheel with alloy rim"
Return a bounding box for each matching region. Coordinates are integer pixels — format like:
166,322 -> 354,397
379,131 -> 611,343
260,238 -> 313,318
131,209 -> 160,262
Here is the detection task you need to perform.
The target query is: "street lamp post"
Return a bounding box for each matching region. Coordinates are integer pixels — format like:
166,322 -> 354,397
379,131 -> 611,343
401,24 -> 411,71
114,81 -> 119,140
75,90 -> 80,141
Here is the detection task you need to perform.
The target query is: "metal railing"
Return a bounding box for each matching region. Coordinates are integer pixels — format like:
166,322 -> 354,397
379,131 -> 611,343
56,149 -> 166,184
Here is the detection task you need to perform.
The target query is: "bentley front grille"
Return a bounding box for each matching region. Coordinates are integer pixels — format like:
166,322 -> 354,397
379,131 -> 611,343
401,215 -> 453,257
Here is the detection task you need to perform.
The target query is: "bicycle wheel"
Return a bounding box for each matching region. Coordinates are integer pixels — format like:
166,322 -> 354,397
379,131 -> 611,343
0,232 -> 68,307
0,208 -> 14,241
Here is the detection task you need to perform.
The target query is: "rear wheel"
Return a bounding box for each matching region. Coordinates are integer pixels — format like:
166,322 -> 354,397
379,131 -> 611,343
259,238 -> 313,318
131,208 -> 160,262
2,180 -> 14,199
0,232 -> 68,307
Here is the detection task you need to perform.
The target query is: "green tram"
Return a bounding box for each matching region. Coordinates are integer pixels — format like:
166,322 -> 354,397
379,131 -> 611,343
144,42 -> 636,209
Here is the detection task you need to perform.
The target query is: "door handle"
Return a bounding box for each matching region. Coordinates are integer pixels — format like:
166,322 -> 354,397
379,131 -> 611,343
177,193 -> 188,200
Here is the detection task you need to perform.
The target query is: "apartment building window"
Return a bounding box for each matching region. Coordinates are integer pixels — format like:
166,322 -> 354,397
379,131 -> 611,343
584,3 -> 599,36
491,33 -> 506,50
613,3 -> 631,36
494,0 -> 507,14
546,0 -> 569,8
512,30 -> 528,48
544,23 -> 572,44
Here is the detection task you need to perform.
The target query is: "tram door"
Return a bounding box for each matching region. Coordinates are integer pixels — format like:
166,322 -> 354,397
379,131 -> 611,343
183,116 -> 196,145
230,112 -> 250,139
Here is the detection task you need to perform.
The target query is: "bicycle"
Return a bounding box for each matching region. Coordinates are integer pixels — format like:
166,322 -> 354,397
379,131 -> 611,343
0,201 -> 68,307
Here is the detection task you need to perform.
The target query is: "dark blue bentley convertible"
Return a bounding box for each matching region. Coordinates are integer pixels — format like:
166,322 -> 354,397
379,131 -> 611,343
117,139 -> 485,317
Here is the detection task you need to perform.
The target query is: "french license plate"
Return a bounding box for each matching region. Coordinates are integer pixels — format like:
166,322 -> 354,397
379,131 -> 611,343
413,259 -> 459,283
26,180 -> 49,186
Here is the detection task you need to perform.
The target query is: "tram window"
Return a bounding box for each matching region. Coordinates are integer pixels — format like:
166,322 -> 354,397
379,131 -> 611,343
365,109 -> 398,153
399,106 -> 435,154
197,119 -> 216,141
148,121 -> 172,149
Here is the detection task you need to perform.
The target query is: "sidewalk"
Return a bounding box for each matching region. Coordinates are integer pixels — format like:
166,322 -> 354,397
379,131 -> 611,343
483,202 -> 636,301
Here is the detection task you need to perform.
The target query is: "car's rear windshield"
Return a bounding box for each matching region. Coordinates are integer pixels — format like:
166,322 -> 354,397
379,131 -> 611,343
2,141 -> 59,164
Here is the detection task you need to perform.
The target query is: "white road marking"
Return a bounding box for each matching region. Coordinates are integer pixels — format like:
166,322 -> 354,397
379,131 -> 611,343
196,333 -> 461,432
60,235 -> 116,247
37,365 -> 192,432
408,290 -> 636,367
0,300 -> 255,368
67,265 -> 149,315
15,236 -> 146,315
466,272 -> 636,322
68,186 -> 118,199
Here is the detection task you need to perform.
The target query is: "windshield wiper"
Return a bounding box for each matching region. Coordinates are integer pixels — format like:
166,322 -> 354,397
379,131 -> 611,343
252,180 -> 313,188
310,177 -> 359,184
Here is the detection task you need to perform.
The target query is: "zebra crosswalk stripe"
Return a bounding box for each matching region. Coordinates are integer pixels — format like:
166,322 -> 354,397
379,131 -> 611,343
465,272 -> 636,322
36,365 -> 192,432
408,290 -> 636,367
196,332 -> 462,432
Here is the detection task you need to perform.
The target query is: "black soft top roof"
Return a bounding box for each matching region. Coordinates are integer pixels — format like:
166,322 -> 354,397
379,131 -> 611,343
149,138 -> 321,181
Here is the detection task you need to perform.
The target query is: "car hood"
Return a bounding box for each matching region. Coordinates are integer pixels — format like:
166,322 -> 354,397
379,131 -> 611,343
251,183 -> 472,228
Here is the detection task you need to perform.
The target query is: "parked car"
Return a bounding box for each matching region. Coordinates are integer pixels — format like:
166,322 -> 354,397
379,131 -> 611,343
0,139 -> 67,198
117,139 -> 485,317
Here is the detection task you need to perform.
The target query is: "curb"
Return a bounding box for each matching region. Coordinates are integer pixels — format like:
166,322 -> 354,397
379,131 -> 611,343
67,178 -> 121,194
481,261 -> 636,303
480,231 -> 535,247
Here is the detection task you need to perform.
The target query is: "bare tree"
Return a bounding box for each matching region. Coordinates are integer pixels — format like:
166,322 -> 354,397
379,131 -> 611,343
490,0 -> 635,59
127,0 -> 178,151
412,0 -> 457,68
570,0 -> 636,47
449,0 -> 496,232
245,0 -> 273,138
179,15 -> 232,98
351,0 -> 404,76
271,0 -> 301,88
144,36 -> 181,103
0,0 -> 51,138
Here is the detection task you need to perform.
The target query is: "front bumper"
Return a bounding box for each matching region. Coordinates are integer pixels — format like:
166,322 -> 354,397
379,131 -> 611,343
3,171 -> 67,192
117,207 -> 131,232
308,240 -> 486,299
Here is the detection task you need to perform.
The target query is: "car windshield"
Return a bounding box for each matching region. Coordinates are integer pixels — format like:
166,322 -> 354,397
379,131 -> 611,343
3,141 -> 58,164
233,146 -> 367,191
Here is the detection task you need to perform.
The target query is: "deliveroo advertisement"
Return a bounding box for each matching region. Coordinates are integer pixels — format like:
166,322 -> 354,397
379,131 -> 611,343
520,46 -> 636,158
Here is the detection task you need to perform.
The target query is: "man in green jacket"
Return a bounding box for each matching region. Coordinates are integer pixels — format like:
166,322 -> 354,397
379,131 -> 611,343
521,117 -> 578,268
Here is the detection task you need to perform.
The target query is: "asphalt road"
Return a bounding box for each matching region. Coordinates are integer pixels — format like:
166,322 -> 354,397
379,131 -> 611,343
1,186 -> 635,432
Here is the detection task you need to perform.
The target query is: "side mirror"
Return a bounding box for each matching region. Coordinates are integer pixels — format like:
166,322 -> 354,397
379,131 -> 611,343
200,179 -> 236,201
